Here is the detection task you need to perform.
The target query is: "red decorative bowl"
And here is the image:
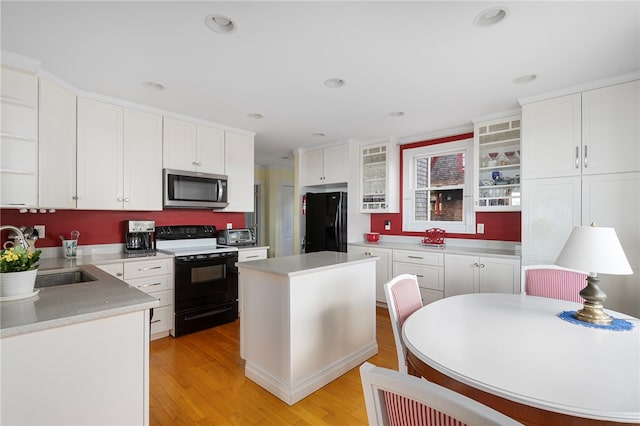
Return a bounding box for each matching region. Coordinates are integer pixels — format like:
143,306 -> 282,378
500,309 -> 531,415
365,232 -> 380,242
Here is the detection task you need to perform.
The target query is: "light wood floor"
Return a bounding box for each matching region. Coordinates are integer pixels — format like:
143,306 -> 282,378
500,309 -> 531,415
149,307 -> 397,425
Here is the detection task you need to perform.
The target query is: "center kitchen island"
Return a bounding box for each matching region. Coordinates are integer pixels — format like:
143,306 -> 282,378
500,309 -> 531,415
238,251 -> 378,405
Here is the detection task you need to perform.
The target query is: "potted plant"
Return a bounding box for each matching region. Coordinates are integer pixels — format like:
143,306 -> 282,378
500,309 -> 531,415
0,246 -> 42,299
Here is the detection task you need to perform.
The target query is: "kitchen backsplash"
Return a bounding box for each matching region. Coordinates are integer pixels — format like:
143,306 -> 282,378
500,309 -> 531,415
0,209 -> 245,248
370,211 -> 521,242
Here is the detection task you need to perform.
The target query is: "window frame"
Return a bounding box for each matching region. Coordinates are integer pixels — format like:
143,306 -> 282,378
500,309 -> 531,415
402,138 -> 475,234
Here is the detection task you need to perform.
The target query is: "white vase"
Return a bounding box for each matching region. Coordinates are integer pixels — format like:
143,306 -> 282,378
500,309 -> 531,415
0,269 -> 38,298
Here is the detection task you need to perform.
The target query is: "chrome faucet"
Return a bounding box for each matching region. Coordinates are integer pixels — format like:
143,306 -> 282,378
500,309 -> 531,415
0,225 -> 28,249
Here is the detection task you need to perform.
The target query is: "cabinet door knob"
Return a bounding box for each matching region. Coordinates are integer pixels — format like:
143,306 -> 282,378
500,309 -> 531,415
575,146 -> 580,169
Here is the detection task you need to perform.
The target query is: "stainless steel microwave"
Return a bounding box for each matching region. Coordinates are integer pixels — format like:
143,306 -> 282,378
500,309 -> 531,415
163,168 -> 228,209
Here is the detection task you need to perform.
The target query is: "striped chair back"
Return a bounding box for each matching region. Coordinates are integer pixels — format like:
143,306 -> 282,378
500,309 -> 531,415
384,274 -> 423,374
383,391 -> 467,426
360,362 -> 523,426
524,266 -> 587,304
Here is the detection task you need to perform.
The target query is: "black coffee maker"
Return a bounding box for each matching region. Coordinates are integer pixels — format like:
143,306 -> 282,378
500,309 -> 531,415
124,220 -> 156,255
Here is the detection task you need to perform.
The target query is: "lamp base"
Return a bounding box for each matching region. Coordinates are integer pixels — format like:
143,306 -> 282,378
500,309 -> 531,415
575,274 -> 612,325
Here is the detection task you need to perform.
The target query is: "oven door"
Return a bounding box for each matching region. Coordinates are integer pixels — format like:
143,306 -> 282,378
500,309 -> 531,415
173,253 -> 238,336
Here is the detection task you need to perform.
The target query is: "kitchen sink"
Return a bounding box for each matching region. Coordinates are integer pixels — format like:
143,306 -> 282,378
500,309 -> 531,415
35,270 -> 97,288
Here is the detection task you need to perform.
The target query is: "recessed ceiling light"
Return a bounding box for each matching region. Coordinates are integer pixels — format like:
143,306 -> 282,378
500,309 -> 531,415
247,113 -> 264,119
205,14 -> 237,34
473,7 -> 509,27
389,111 -> 405,117
312,133 -> 326,137
513,74 -> 537,84
324,78 -> 345,88
143,81 -> 164,90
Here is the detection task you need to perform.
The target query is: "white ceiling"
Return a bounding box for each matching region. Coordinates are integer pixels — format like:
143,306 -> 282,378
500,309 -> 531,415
2,1 -> 639,168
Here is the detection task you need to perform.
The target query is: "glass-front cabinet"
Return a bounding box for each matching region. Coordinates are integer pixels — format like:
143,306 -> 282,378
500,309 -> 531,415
473,115 -> 521,211
359,140 -> 399,213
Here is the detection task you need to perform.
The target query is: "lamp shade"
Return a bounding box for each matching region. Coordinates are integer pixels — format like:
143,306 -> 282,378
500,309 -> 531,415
555,226 -> 633,275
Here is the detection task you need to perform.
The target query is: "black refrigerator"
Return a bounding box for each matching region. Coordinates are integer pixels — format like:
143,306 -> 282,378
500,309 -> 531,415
304,192 -> 347,253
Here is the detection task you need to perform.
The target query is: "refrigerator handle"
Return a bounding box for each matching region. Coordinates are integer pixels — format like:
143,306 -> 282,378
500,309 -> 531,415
335,196 -> 342,250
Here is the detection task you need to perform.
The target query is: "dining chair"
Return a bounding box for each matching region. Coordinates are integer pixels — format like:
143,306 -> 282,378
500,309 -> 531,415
521,265 -> 587,304
384,274 -> 423,374
360,362 -> 523,426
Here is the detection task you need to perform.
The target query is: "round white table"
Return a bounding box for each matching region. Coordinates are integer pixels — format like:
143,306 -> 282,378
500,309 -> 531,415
402,293 -> 640,425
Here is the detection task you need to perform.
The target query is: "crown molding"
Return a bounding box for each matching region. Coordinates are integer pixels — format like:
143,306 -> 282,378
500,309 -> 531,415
518,71 -> 640,105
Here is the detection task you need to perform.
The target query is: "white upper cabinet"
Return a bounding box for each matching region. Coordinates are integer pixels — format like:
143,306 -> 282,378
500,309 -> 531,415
301,148 -> 324,186
581,80 -> 640,175
1,66 -> 38,207
77,98 -> 162,210
223,131 -> 254,212
301,144 -> 348,186
522,80 -> 639,179
163,117 -> 225,174
473,115 -> 521,211
77,98 -> 123,210
122,108 -> 163,210
522,94 -> 581,179
521,79 -> 639,294
38,78 -> 77,209
359,141 -> 399,213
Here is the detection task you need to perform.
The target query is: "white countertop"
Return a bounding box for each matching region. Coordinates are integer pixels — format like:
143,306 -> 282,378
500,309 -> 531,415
236,251 -> 378,277
1,263 -> 159,338
37,251 -> 173,270
238,245 -> 269,251
403,293 -> 640,422
349,240 -> 520,258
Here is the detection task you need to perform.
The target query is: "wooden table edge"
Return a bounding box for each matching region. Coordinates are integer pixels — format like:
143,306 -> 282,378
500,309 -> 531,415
406,351 -> 637,426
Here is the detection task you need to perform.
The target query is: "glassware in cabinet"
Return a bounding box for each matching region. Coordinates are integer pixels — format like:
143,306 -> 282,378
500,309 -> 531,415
474,115 -> 521,211
359,141 -> 399,213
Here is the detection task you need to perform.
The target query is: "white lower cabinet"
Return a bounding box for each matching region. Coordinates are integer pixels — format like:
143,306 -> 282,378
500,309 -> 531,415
1,310 -> 150,426
237,247 -> 268,316
444,254 -> 520,298
348,244 -> 392,303
95,257 -> 174,339
392,249 -> 444,305
238,247 -> 268,262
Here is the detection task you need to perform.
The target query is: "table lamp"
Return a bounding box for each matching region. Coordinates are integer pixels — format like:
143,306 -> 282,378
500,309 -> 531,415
555,224 -> 633,325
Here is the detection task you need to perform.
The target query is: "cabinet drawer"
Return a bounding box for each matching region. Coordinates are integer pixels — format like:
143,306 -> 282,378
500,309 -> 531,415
393,250 -> 443,266
393,262 -> 444,291
238,249 -> 267,262
148,289 -> 172,307
95,262 -> 124,278
419,288 -> 443,306
126,274 -> 172,293
124,258 -> 172,279
150,305 -> 173,336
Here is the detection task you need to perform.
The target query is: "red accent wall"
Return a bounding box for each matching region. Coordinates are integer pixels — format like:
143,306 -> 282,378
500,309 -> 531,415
1,209 -> 245,248
370,132 -> 521,242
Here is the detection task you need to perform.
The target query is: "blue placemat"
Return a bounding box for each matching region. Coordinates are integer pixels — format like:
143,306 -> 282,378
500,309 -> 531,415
558,311 -> 635,331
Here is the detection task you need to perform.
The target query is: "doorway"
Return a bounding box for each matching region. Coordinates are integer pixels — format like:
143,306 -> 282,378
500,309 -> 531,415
278,182 -> 294,256
245,182 -> 265,246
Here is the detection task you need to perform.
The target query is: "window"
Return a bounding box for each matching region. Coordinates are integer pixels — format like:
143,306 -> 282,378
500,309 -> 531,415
402,138 -> 475,233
